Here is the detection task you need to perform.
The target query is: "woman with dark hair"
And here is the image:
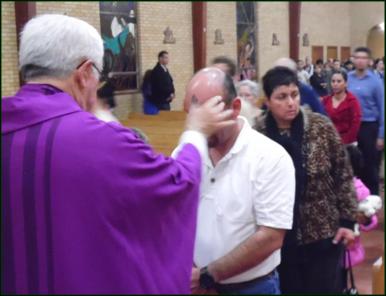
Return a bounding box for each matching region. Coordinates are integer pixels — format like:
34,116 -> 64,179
322,70 -> 362,145
141,69 -> 159,115
255,66 -> 358,294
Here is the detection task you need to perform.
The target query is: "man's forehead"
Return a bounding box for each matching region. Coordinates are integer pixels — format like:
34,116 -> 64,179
186,68 -> 225,101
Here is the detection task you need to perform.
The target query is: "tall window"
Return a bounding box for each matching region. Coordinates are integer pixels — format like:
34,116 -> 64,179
236,2 -> 257,81
100,2 -> 138,91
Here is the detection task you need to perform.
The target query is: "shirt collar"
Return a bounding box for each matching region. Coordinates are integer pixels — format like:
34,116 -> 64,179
204,116 -> 251,168
2,83 -> 82,134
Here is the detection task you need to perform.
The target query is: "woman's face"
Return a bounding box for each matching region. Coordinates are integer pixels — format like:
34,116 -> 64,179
331,73 -> 346,95
266,83 -> 300,127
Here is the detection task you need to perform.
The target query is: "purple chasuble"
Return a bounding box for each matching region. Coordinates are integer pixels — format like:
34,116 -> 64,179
2,84 -> 201,294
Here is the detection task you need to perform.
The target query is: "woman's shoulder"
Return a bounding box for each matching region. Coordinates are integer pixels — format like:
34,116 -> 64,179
254,110 -> 268,132
304,109 -> 334,133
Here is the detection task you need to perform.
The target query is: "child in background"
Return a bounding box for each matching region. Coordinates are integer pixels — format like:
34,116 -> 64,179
346,145 -> 381,267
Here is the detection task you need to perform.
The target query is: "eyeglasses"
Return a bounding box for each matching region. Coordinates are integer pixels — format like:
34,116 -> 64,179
76,60 -> 104,80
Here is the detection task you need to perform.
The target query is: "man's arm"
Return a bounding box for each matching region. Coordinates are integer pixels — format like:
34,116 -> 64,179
206,226 -> 285,282
374,78 -> 384,149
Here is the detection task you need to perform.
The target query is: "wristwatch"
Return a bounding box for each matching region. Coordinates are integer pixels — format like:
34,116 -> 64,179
199,266 -> 216,290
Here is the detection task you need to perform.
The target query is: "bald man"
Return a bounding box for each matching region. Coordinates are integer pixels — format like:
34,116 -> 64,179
181,68 -> 296,294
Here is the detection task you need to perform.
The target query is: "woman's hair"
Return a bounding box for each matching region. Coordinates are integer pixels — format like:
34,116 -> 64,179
346,145 -> 364,177
331,70 -> 348,82
262,66 -> 299,99
19,14 -> 103,81
236,80 -> 259,98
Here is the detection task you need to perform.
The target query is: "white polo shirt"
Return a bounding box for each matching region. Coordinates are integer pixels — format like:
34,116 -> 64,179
194,116 -> 295,284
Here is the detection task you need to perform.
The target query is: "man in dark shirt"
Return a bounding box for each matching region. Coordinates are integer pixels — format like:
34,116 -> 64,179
150,50 -> 175,110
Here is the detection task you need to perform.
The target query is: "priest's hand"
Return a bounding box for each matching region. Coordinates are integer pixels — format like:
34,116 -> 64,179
185,95 -> 236,138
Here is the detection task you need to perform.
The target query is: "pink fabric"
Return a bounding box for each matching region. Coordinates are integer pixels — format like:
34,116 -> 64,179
346,238 -> 365,267
360,215 -> 378,232
354,177 -> 370,202
346,177 -> 378,268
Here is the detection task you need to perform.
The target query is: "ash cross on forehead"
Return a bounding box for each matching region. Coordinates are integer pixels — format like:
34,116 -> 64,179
191,94 -> 198,104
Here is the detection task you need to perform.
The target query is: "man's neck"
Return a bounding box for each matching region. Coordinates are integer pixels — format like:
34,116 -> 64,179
355,68 -> 367,78
209,119 -> 243,167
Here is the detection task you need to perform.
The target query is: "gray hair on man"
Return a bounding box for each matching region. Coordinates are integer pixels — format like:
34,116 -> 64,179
274,57 -> 297,72
235,79 -> 259,98
19,14 -> 104,81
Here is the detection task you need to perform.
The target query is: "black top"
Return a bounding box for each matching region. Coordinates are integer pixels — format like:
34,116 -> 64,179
150,63 -> 175,107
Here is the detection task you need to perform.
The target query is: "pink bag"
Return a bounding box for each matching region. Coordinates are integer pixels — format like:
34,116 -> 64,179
346,238 -> 365,268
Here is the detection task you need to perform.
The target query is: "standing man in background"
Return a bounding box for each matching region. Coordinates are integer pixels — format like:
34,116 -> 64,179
348,47 -> 384,195
150,50 -> 175,111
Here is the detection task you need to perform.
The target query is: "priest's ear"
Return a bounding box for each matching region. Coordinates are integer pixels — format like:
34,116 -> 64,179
74,60 -> 96,89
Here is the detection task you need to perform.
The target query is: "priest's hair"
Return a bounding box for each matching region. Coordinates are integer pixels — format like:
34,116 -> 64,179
19,14 -> 104,81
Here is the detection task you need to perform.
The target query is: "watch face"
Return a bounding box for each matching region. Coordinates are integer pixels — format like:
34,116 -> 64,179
200,270 -> 215,289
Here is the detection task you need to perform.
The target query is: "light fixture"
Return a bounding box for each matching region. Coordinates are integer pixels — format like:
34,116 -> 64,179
380,22 -> 384,31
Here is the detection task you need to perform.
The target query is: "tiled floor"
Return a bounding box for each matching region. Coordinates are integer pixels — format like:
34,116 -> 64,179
352,184 -> 384,294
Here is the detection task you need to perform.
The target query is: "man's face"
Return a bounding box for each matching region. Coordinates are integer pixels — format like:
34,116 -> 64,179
297,60 -> 304,70
238,85 -> 257,105
333,61 -> 341,70
160,54 -> 169,65
184,68 -> 239,148
353,51 -> 369,70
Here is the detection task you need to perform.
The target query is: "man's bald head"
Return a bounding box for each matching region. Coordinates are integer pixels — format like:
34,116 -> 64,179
274,57 -> 297,73
184,67 -> 237,111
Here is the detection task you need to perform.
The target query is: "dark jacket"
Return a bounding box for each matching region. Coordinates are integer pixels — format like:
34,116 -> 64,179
150,63 -> 175,107
310,73 -> 328,97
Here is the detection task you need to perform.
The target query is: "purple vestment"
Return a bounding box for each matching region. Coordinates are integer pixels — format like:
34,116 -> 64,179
2,84 -> 201,294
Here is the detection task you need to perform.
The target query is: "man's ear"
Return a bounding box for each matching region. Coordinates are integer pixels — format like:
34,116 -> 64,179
232,97 -> 242,117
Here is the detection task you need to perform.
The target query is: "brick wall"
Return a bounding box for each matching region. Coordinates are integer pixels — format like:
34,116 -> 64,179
1,1 -> 19,97
206,2 -> 237,67
257,2 -> 290,79
137,2 -> 193,112
36,2 -> 100,33
299,2 -> 351,62
351,2 -> 384,56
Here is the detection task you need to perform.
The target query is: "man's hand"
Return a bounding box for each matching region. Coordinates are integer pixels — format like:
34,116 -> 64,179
191,267 -> 200,291
333,227 -> 355,247
376,138 -> 384,151
185,96 -> 235,138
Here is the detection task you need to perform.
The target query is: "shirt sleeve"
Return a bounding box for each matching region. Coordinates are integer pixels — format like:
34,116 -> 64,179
374,78 -> 384,139
345,96 -> 362,144
252,152 -> 296,229
171,130 -> 208,161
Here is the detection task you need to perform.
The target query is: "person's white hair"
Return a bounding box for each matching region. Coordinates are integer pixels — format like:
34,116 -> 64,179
236,79 -> 259,98
274,57 -> 297,72
19,14 -> 104,80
